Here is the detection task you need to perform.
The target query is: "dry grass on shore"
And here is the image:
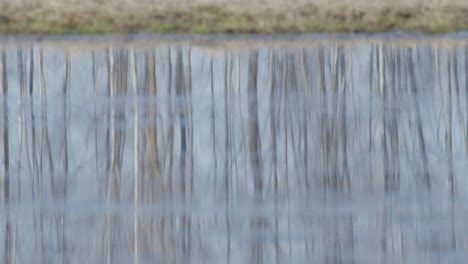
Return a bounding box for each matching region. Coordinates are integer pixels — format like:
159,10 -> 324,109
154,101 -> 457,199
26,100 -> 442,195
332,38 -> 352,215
0,0 -> 467,33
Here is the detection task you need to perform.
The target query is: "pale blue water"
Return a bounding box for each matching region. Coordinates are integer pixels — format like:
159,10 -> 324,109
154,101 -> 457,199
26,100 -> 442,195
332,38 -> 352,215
0,35 -> 467,263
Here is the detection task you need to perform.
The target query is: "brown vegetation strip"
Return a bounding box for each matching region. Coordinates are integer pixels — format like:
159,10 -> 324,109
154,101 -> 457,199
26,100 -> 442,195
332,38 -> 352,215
0,0 -> 467,33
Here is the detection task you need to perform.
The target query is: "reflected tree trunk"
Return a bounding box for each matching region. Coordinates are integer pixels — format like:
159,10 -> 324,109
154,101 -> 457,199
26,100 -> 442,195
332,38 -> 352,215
141,49 -> 158,256
447,50 -> 457,250
1,48 -> 12,264
330,44 -> 340,190
209,57 -> 218,194
368,44 -> 375,190
247,49 -> 264,264
130,48 -> 139,264
184,47 -> 193,263
281,52 -> 292,259
223,54 -> 231,264
38,48 -> 55,200
446,51 -> 455,192
300,48 -> 310,190
340,46 -> 350,191
269,49 -> 281,261
465,47 -> 468,153
60,49 -> 70,264
406,48 -> 430,190
105,48 -> 113,264
247,50 -> 262,193
1,49 -> 8,203
166,48 -> 174,197
165,47 -> 176,262
175,46 -> 188,262
146,50 -> 161,188
318,46 -> 329,188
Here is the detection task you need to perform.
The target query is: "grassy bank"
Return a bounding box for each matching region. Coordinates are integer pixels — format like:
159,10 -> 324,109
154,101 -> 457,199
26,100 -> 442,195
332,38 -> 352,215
0,0 -> 467,33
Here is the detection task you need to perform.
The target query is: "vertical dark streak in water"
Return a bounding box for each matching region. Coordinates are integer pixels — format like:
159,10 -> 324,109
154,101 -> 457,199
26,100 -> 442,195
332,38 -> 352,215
141,50 -> 153,254
379,45 -> 388,263
228,54 -> 235,192
236,55 -> 247,190
343,47 -> 354,263
19,47 -> 38,257
1,48 -> 12,264
300,48 -> 310,191
166,49 -> 174,197
92,52 -> 99,194
130,48 -> 139,264
210,58 -> 218,195
391,47 -> 400,191
38,49 -> 55,200
29,48 -> 34,95
60,50 -> 70,264
406,48 -> 430,190
141,51 -> 154,255
228,55 -> 235,187
16,49 -> 23,202
153,49 -> 165,257
37,47 -> 47,264
185,48 -> 194,186
368,44 -> 374,189
29,47 -> 42,264
285,54 -> 299,193
1,49 -> 8,203
62,52 -> 69,194
269,50 -> 278,190
452,47 -> 464,160
120,49 -> 130,257
146,49 -> 161,189
223,54 -> 231,264
29,48 -> 39,184
247,50 -> 262,193
379,44 -> 387,192
465,47 -> 468,153
144,51 -> 157,249
176,48 -> 186,155
247,49 -> 264,264
184,47 -> 193,262
166,48 -> 176,262
105,48 -> 130,262
398,47 -> 407,260
115,49 -> 128,197
318,46 -> 328,188
105,48 -> 111,203
330,45 -> 340,191
269,49 -> 280,263
448,50 -> 457,251
400,46 -> 410,176
280,53 -> 288,194
37,51 -> 43,193
104,48 -> 112,264
175,47 -> 187,261
342,47 -> 350,191
446,50 -> 454,192
279,54 -> 291,258
338,46 -> 349,191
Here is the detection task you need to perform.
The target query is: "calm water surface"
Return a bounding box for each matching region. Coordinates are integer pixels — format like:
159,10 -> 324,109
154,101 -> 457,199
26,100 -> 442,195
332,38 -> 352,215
0,35 -> 468,263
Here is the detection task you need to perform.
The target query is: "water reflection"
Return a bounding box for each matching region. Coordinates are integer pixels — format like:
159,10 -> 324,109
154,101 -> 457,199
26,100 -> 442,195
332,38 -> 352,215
0,39 -> 467,263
